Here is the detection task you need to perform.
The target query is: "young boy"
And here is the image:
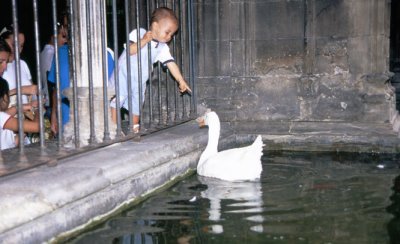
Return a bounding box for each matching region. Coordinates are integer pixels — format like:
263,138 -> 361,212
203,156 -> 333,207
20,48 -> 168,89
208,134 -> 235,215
109,7 -> 191,133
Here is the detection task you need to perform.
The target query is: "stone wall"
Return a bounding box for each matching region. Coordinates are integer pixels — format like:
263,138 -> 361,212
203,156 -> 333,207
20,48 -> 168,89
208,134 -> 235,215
194,0 -> 395,124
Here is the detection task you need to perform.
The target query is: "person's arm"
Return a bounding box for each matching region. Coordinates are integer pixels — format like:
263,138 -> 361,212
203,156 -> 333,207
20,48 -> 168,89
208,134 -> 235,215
166,61 -> 192,93
9,85 -> 38,96
3,111 -> 40,133
6,103 -> 35,117
50,89 -> 58,134
129,31 -> 153,56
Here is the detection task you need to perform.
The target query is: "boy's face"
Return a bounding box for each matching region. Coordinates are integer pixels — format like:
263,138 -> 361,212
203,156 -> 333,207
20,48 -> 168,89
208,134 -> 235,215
0,51 -> 10,76
152,18 -> 178,43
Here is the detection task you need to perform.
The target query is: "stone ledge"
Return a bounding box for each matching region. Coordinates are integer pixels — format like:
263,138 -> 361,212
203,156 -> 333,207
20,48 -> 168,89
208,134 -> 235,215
232,121 -> 400,152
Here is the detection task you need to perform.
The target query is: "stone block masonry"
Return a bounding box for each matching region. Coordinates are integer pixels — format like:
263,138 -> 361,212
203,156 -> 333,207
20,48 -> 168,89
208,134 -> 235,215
194,0 -> 395,126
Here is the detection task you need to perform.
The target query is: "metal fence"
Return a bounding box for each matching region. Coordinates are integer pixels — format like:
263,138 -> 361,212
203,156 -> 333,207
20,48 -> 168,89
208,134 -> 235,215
4,0 -> 196,154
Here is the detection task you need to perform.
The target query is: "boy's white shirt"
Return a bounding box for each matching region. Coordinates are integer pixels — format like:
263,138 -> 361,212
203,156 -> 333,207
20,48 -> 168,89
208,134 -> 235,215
108,28 -> 174,88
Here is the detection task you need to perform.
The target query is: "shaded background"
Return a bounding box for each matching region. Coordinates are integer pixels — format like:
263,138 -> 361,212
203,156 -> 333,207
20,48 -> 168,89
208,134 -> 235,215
0,0 -> 67,85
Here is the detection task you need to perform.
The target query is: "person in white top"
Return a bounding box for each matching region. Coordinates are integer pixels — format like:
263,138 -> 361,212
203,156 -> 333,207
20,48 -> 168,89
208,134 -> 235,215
109,7 -> 191,133
0,40 -> 39,150
0,26 -> 33,105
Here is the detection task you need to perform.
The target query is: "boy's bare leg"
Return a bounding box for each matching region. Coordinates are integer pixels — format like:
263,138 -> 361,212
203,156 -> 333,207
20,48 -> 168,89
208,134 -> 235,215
133,114 -> 140,133
111,108 -> 140,133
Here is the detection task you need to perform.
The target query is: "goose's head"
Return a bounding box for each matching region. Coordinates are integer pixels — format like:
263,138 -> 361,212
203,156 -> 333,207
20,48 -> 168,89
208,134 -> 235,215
196,110 -> 219,128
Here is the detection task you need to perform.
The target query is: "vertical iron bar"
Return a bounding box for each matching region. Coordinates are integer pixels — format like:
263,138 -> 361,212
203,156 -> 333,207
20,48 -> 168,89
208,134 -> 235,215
112,0 -> 122,137
147,0 -> 153,124
165,70 -> 169,124
136,0 -> 144,129
11,0 -> 24,152
164,0 -> 169,125
125,0 -> 133,134
179,0 -> 186,119
188,0 -> 197,116
157,63 -> 162,124
32,0 -> 45,147
50,0 -> 63,145
86,1 -> 96,143
69,0 -> 80,148
156,0 -> 162,125
100,0 -> 110,141
172,1 -> 178,122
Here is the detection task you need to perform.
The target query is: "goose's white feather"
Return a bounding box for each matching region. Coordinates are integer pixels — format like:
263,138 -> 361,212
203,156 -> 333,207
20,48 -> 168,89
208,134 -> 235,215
197,111 -> 263,181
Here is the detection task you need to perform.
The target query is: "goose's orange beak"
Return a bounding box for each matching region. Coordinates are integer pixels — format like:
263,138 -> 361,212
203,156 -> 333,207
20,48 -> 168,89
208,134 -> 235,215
196,116 -> 206,128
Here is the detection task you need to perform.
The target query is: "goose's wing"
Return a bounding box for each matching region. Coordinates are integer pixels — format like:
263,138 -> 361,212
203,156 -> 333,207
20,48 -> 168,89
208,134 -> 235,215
198,143 -> 263,181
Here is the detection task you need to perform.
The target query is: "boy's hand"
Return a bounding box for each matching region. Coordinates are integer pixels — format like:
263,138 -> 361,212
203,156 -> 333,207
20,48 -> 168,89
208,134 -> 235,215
130,31 -> 153,56
178,80 -> 192,94
142,31 -> 153,44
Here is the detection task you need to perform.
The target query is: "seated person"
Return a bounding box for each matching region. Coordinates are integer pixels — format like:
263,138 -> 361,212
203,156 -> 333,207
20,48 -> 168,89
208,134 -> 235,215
0,77 -> 40,150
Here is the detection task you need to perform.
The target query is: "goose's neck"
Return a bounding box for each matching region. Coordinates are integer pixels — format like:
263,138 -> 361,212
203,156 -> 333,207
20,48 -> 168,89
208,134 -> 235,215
198,113 -> 221,166
205,118 -> 220,154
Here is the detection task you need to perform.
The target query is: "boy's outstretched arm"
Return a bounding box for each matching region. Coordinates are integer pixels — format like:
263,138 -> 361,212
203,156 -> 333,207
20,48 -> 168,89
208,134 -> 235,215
166,61 -> 192,94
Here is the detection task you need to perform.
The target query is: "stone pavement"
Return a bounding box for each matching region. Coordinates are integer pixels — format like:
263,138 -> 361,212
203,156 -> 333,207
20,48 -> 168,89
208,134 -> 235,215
0,118 -> 400,243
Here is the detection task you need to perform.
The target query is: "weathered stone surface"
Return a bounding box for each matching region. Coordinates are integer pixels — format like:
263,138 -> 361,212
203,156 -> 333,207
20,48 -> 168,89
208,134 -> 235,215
194,0 -> 394,125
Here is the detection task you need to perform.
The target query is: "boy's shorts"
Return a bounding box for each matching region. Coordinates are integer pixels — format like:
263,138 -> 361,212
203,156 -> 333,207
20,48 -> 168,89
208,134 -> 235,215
110,95 -> 140,115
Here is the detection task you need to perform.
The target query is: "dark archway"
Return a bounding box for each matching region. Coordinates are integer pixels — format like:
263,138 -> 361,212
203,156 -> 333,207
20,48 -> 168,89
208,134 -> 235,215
0,0 -> 67,84
390,0 -> 400,110
390,0 -> 400,72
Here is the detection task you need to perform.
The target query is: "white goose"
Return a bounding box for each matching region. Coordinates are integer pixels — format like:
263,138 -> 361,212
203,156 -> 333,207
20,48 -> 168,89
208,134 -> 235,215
197,111 -> 264,181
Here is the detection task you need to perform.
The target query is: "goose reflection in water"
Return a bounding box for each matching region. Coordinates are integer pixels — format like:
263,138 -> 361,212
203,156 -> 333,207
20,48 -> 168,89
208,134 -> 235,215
198,176 -> 265,234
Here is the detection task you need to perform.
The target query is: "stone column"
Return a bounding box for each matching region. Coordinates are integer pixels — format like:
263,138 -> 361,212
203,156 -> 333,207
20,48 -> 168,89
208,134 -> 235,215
64,0 -> 116,147
298,0 -> 316,120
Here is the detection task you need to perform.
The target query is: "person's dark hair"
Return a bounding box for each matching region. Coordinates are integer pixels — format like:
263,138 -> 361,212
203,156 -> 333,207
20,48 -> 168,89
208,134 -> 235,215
0,77 -> 10,111
0,39 -> 11,53
150,7 -> 178,25
45,22 -> 66,43
0,25 -> 25,41
0,25 -> 14,40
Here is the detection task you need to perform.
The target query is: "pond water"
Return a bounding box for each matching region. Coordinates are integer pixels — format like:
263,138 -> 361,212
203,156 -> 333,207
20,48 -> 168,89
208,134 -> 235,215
66,151 -> 400,244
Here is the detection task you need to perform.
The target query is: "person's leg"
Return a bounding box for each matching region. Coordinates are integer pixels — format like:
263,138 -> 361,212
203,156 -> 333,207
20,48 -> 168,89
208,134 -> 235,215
133,114 -> 140,133
110,95 -> 126,124
111,107 -> 117,123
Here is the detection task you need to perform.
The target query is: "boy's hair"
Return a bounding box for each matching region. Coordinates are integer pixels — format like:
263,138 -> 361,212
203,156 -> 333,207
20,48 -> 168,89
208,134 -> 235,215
150,7 -> 178,25
0,38 -> 11,53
